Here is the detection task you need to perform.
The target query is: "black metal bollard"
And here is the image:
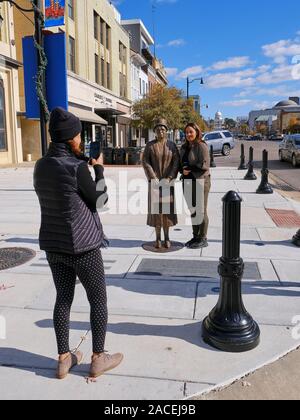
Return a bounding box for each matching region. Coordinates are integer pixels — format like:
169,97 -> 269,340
202,191 -> 260,352
244,147 -> 257,180
292,229 -> 300,247
256,150 -> 273,194
210,145 -> 216,168
238,144 -> 247,170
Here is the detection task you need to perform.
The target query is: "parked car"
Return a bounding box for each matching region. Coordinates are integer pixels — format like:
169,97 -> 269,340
279,135 -> 300,167
203,130 -> 235,156
251,134 -> 263,141
269,134 -> 284,141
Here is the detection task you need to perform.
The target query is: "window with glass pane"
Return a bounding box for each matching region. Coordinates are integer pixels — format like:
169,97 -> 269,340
101,59 -> 105,87
0,81 -> 7,151
68,0 -> 74,20
106,25 -> 110,50
100,19 -> 105,45
69,36 -> 76,72
95,54 -> 100,84
107,62 -> 111,90
94,11 -> 99,40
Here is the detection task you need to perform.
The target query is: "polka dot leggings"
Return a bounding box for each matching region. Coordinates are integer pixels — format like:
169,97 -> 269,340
46,248 -> 108,355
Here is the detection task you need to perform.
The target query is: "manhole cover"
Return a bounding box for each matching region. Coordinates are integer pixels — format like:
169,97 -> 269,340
266,209 -> 300,227
0,248 -> 36,271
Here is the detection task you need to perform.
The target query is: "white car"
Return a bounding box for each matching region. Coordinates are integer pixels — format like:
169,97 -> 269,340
203,131 -> 236,156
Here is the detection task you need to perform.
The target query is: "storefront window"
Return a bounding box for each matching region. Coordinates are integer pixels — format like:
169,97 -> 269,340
0,80 -> 7,151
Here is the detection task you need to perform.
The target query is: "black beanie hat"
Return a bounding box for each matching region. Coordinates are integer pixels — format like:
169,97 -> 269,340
49,107 -> 82,143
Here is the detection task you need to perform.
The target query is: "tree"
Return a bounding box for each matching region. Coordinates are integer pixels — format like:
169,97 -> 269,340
132,85 -> 183,130
288,117 -> 300,133
132,84 -> 207,131
224,118 -> 237,130
180,98 -> 207,132
240,124 -> 250,135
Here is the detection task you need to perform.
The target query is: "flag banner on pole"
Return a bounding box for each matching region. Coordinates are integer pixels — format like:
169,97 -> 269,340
23,33 -> 68,119
45,0 -> 66,28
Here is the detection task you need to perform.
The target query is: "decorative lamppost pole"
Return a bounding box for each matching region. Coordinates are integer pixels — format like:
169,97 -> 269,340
0,0 -> 49,156
187,77 -> 204,101
202,191 -> 260,352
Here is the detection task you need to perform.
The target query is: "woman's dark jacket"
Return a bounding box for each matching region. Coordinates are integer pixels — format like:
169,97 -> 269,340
179,141 -> 210,179
34,143 -> 108,255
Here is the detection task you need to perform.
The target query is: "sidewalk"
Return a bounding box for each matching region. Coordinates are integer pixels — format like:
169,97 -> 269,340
0,165 -> 299,400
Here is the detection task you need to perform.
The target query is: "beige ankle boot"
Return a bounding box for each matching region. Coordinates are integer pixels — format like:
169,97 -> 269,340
56,351 -> 83,380
89,352 -> 124,378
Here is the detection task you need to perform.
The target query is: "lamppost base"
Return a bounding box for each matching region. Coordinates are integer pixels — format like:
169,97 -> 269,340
292,230 -> 300,247
238,164 -> 248,171
256,184 -> 273,194
244,171 -> 257,181
202,316 -> 260,353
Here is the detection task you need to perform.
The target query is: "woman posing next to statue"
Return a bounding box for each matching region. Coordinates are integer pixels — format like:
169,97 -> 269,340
180,123 -> 211,249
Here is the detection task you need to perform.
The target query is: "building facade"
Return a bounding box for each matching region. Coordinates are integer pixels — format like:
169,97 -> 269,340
14,0 -> 132,161
0,2 -> 23,166
122,19 -> 168,145
248,98 -> 300,134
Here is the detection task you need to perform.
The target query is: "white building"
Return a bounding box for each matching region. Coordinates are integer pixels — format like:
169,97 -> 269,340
214,111 -> 223,130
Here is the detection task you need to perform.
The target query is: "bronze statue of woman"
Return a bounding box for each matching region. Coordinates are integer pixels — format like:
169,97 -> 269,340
142,118 -> 180,249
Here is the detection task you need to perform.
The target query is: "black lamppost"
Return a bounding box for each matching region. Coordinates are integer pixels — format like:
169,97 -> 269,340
187,77 -> 204,100
0,0 -> 49,156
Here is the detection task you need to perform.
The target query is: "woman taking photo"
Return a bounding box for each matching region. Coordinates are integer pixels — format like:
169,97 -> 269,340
34,108 -> 123,380
180,123 -> 211,249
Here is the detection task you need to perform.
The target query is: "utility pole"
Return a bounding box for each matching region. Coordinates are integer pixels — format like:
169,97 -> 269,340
33,0 -> 48,156
0,0 -> 49,156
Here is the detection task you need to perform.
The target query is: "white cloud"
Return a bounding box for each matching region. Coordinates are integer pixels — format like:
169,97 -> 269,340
262,39 -> 300,63
211,56 -> 251,71
165,67 -> 178,77
257,64 -> 296,85
206,69 -> 257,89
221,99 -> 252,107
236,85 -> 300,98
158,39 -> 186,49
177,66 -> 204,79
167,39 -> 186,47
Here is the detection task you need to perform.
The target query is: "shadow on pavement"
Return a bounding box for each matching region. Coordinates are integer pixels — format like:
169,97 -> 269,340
35,320 -> 218,352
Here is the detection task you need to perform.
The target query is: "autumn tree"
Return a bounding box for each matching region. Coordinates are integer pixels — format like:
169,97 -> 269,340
132,84 -> 207,131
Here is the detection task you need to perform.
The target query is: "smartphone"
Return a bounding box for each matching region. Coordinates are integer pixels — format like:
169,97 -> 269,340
89,141 -> 101,160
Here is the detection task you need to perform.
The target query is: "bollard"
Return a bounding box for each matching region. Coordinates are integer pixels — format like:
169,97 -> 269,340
210,145 -> 216,168
202,191 -> 260,352
256,150 -> 273,194
292,229 -> 300,247
238,144 -> 247,170
244,147 -> 257,180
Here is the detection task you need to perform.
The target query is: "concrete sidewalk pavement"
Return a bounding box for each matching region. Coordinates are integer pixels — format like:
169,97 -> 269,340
0,166 -> 299,400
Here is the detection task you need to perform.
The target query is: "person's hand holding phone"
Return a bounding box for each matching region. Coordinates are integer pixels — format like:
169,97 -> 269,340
91,153 -> 104,167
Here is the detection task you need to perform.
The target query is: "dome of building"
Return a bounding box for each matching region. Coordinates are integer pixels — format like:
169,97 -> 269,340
274,100 -> 298,108
215,111 -> 223,119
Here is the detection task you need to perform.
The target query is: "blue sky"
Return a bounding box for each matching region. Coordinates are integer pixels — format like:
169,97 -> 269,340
114,0 -> 300,120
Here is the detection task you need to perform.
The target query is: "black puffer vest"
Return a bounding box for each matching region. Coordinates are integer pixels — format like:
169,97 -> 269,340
34,143 -> 104,255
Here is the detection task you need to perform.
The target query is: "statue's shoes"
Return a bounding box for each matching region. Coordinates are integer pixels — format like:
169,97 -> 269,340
155,240 -> 162,249
164,240 -> 171,249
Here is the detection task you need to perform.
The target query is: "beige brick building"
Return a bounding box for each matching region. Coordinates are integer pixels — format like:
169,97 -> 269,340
0,2 -> 23,166
14,0 -> 132,161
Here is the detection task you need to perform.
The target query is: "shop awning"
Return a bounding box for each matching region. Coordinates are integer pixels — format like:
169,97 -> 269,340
69,106 -> 108,125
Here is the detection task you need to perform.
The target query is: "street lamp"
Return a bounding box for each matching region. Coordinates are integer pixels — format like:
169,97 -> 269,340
187,76 -> 204,100
0,0 -> 48,156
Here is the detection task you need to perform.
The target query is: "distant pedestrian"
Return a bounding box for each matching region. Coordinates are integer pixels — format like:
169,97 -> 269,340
180,123 -> 211,249
34,107 -> 123,380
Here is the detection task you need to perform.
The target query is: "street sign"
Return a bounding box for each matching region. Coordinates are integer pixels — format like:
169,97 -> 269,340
45,0 -> 65,28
